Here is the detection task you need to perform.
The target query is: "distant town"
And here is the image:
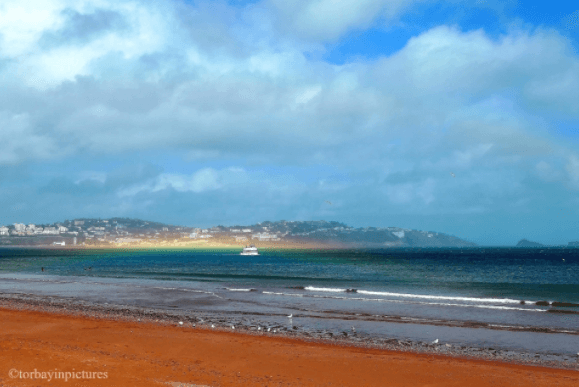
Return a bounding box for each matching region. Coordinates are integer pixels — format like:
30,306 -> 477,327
1,218 -> 578,248
0,218 -> 479,248
0,218 -> 282,248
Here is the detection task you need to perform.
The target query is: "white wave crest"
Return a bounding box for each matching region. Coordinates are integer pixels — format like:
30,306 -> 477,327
304,286 -> 527,304
304,286 -> 346,293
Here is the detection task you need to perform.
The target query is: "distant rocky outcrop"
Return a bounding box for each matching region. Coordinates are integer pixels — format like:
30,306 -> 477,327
515,239 -> 544,248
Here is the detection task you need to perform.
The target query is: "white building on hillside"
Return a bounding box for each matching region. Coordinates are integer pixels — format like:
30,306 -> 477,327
0,226 -> 9,235
252,233 -> 279,241
43,227 -> 59,235
14,223 -> 26,232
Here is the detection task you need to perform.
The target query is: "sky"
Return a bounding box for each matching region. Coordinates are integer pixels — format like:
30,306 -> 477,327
1,0 -> 578,245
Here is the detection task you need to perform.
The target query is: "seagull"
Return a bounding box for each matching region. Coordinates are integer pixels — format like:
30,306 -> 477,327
179,321 -> 183,326
257,326 -> 261,330
267,327 -> 271,332
450,172 -> 455,178
211,324 -> 215,329
432,339 -> 439,344
231,325 -> 235,330
287,314 -> 293,318
351,326 -> 356,333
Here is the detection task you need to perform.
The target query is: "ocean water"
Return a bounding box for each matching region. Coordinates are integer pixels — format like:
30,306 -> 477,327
1,247 -> 578,354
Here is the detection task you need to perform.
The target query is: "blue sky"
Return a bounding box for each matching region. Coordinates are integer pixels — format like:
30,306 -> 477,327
1,0 -> 578,245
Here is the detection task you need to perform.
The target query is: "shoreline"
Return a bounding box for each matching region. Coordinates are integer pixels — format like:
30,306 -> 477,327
0,244 -> 346,251
0,237 -> 350,250
2,292 -> 578,371
1,299 -> 578,387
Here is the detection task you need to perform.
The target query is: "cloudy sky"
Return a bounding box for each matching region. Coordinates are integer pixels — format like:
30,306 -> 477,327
1,0 -> 578,245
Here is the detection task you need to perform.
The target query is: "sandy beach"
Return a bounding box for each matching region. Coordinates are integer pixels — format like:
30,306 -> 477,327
1,305 -> 578,387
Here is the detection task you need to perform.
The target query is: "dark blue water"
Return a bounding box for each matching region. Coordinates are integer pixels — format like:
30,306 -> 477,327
1,247 -> 577,304
1,247 -> 578,355
1,247 -> 578,319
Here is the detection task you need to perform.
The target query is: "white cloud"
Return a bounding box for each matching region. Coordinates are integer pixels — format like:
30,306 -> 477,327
365,26 -> 579,124
294,84 -> 322,105
269,0 -> 421,41
117,167 -> 248,197
1,0 -> 172,88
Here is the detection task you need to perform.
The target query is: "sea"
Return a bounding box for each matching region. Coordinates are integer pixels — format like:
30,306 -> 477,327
1,247 -> 578,356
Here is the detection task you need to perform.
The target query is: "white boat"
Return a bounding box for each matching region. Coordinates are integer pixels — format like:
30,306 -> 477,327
240,245 -> 259,256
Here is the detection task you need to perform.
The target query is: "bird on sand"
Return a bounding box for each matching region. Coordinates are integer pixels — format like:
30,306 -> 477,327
351,326 -> 356,333
211,324 -> 215,329
432,339 -> 439,344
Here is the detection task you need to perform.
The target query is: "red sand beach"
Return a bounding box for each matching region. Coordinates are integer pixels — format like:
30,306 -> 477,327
1,307 -> 577,387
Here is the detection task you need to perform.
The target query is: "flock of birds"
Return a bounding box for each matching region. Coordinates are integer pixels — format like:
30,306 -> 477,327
176,314 -> 443,345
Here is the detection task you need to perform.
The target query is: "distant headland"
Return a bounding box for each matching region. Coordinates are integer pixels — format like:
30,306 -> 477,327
0,218 -> 477,249
3,218 -> 578,249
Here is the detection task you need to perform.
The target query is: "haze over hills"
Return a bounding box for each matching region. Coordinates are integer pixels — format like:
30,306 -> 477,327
1,218 -> 477,248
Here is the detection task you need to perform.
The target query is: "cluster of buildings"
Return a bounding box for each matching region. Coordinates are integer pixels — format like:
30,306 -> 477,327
187,227 -> 282,242
1,218 -> 293,246
0,223 -> 72,236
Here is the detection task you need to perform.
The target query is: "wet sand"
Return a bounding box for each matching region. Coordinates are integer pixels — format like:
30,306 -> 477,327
1,306 -> 578,386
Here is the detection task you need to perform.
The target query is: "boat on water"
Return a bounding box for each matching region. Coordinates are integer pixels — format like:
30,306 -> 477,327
240,245 -> 259,256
